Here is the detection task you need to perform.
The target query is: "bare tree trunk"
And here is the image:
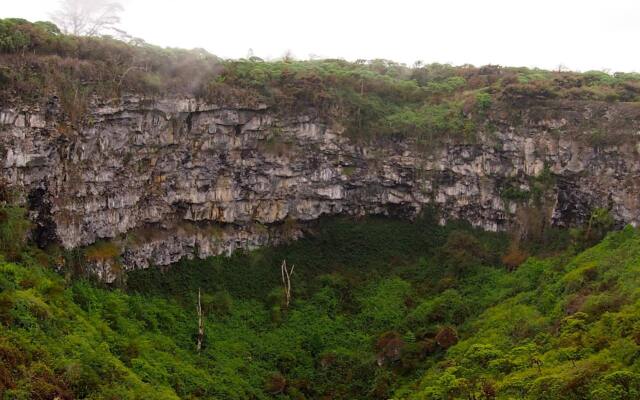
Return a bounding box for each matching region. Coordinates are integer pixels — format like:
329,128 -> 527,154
357,79 -> 364,131
281,260 -> 295,308
196,288 -> 204,352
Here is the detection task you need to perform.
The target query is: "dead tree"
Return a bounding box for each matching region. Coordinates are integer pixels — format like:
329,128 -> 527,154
51,0 -> 124,36
281,260 -> 295,308
196,288 -> 204,352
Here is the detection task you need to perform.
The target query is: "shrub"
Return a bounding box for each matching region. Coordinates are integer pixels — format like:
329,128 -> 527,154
84,240 -> 120,261
0,291 -> 15,325
0,206 -> 31,260
571,208 -> 615,249
475,92 -> 492,111
375,331 -> 405,365
500,184 -> 530,202
435,326 -> 458,349
264,372 -> 287,394
501,81 -> 558,102
201,290 -> 233,316
501,242 -> 528,271
440,230 -> 487,274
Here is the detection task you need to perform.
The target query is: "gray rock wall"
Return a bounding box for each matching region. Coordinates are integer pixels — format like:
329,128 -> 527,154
2,95 -> 640,277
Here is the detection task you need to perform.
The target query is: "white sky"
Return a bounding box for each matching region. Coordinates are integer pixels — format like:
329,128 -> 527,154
2,0 -> 639,72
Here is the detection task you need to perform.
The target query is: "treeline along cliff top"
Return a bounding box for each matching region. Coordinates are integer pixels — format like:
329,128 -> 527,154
2,17 -> 640,142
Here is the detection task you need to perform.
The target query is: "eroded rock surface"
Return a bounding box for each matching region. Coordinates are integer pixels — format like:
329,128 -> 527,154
2,96 -> 640,276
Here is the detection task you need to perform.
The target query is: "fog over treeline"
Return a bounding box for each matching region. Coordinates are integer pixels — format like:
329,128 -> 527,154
0,0 -> 638,72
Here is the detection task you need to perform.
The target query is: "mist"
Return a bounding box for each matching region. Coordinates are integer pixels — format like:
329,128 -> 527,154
1,0 -> 639,72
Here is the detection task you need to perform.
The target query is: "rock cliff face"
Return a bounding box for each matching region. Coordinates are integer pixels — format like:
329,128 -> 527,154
2,96 -> 640,278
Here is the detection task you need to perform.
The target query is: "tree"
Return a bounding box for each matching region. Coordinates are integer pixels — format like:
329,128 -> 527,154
196,288 -> 204,352
51,0 -> 124,36
441,230 -> 487,275
280,260 -> 294,308
571,208 -> 615,249
502,241 -> 528,271
435,326 -> 458,349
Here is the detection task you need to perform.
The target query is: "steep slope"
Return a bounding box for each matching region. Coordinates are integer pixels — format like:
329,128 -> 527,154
3,96 -> 640,278
1,217 -> 640,399
2,18 -> 640,278
397,225 -> 640,400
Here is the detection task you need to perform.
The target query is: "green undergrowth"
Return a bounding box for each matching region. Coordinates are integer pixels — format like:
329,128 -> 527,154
2,209 -> 640,399
126,216 -> 507,301
397,225 -> 640,400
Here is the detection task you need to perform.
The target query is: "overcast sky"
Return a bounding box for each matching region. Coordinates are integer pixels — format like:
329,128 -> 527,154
2,0 -> 639,72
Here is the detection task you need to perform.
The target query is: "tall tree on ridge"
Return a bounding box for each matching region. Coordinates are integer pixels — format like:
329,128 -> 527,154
51,0 -> 124,36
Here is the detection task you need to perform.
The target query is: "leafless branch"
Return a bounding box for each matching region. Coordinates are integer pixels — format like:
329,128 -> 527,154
51,0 -> 125,36
196,288 -> 204,352
281,260 -> 294,308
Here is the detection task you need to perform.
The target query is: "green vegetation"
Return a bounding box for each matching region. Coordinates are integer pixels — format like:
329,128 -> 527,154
0,206 -> 30,261
0,202 -> 637,399
400,225 -> 640,399
2,18 -> 640,142
2,17 -> 640,399
500,183 -> 531,202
